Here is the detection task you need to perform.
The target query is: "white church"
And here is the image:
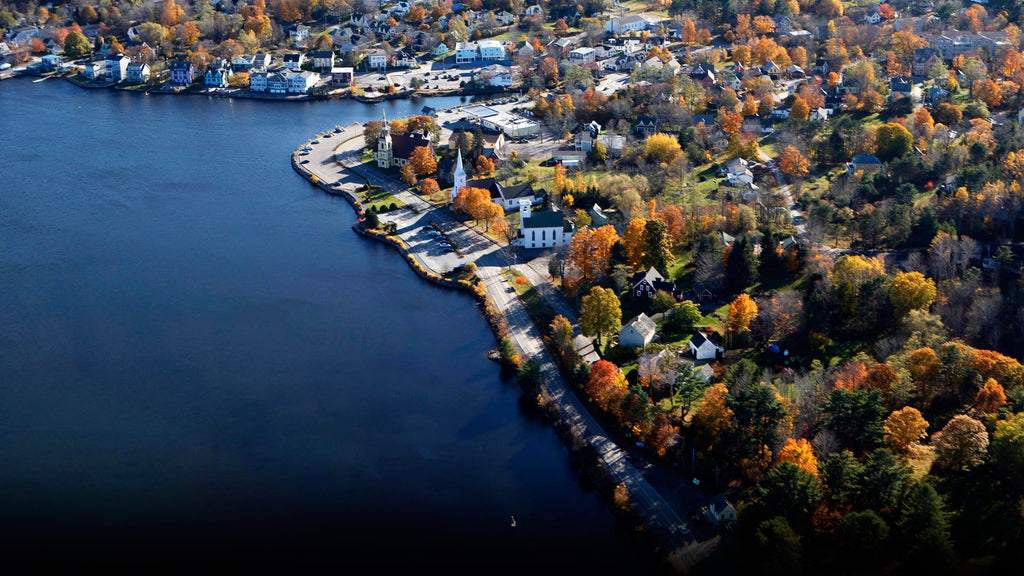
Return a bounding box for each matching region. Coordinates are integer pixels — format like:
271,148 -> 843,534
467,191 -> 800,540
449,148 -> 570,249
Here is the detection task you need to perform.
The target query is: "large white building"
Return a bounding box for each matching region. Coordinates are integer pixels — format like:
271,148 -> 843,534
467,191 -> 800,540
460,104 -> 540,137
515,201 -> 573,249
249,69 -> 320,94
455,40 -> 507,64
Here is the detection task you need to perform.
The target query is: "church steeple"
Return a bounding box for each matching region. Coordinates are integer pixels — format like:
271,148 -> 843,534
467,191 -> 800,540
451,147 -> 467,204
375,107 -> 393,168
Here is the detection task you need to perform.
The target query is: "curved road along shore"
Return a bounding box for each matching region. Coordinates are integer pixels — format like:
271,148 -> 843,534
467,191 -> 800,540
293,126 -> 723,573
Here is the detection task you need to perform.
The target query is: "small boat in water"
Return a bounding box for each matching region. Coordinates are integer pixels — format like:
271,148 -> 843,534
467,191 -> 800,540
510,515 -> 516,528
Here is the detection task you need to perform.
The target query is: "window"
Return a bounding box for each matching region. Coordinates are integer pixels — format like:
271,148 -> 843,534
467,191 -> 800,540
542,230 -> 546,241
531,230 -> 535,241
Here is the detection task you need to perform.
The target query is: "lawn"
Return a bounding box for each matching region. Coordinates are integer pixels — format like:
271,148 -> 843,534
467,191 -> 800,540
358,184 -> 405,212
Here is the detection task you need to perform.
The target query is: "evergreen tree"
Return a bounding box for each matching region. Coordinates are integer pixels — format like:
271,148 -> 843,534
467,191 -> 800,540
726,235 -> 758,295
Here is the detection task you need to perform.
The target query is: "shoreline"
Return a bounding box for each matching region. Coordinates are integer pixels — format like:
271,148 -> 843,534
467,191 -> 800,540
290,130 -> 717,575
61,72 -> 517,103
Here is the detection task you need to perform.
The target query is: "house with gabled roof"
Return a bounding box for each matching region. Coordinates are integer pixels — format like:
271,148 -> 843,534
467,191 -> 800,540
689,64 -> 716,89
620,313 -> 658,349
105,53 -> 129,83
847,153 -> 883,175
126,61 -> 150,83
689,330 -> 724,360
635,115 -> 658,136
912,47 -> 941,77
631,267 -> 675,299
282,52 -> 306,69
464,176 -> 545,212
169,60 -> 196,86
205,66 -> 232,87
311,50 -> 335,71
704,494 -> 737,525
606,14 -> 651,35
890,75 -> 913,101
515,201 -> 573,249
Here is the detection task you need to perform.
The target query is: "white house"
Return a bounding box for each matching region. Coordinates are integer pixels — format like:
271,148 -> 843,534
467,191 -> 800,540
105,53 -> 129,83
365,49 -> 387,69
286,69 -> 320,93
619,313 -> 657,349
126,62 -> 150,83
569,47 -> 596,64
83,59 -> 106,80
688,330 -> 724,360
524,5 -> 543,17
282,52 -> 306,69
477,40 -> 506,61
723,157 -> 754,186
704,495 -> 738,526
516,201 -> 573,249
290,24 -> 310,46
606,14 -> 650,35
249,71 -> 269,92
475,63 -> 514,87
455,41 -> 479,64
495,11 -> 516,25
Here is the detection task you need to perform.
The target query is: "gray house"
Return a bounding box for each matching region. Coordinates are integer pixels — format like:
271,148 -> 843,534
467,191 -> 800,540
619,313 -> 657,349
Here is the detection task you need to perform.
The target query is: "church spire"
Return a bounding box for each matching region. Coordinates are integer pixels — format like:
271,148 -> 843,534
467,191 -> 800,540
451,147 -> 467,205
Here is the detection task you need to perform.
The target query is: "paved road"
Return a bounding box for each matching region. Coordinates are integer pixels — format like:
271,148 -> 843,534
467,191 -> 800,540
294,127 -> 721,572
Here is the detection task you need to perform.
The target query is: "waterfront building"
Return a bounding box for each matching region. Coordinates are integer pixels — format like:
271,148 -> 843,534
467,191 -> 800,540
374,110 -> 433,169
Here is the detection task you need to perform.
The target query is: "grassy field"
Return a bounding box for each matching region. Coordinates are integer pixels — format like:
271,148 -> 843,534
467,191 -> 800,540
358,183 -> 405,212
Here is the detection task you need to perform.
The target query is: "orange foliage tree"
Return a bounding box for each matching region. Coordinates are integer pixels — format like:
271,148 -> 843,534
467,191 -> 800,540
778,146 -> 810,180
623,218 -> 648,268
420,178 -> 440,197
586,360 -> 628,414
727,293 -> 758,335
409,146 -> 437,177
974,378 -> 1007,414
567,225 -> 620,290
777,437 -> 819,476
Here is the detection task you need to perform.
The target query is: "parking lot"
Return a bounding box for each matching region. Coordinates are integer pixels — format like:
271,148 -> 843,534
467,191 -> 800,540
353,59 -> 472,93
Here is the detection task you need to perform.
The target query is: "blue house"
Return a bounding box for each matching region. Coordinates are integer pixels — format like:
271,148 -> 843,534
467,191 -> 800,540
205,67 -> 231,88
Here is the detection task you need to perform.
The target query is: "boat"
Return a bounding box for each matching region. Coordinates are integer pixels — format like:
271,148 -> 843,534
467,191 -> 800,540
510,515 -> 516,528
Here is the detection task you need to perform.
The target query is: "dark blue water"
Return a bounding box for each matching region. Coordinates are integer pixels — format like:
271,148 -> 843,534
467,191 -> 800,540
0,80 -> 670,573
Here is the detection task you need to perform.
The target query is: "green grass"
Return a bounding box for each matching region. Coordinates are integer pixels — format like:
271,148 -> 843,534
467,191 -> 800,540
749,269 -> 803,296
359,184 -> 405,212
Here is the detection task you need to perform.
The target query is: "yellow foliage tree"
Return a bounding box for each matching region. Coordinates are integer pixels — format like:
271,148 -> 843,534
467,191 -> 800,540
727,293 -> 758,334
777,438 -> 818,476
889,271 -> 937,316
884,406 -> 929,456
643,132 -> 683,165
